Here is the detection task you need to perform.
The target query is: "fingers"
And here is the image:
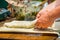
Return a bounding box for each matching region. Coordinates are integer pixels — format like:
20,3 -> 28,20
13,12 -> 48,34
35,16 -> 54,29
36,13 -> 41,19
35,21 -> 54,29
35,19 -> 47,29
35,22 -> 48,29
36,11 -> 43,19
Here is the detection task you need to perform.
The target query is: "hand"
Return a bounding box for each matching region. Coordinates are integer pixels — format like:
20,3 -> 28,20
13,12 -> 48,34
35,2 -> 56,29
35,11 -> 54,29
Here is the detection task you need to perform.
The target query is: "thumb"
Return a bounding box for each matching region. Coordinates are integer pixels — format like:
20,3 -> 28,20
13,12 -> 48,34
36,12 -> 42,19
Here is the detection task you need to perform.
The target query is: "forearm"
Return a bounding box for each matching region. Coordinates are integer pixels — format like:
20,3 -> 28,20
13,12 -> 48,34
56,0 -> 60,6
48,6 -> 60,20
38,1 -> 60,20
48,0 -> 60,19
44,1 -> 60,20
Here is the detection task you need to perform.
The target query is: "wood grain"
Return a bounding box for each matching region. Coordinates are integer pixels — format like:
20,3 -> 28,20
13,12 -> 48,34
0,33 -> 58,40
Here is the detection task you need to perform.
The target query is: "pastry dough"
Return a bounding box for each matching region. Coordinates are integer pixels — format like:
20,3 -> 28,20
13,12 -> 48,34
4,20 -> 37,29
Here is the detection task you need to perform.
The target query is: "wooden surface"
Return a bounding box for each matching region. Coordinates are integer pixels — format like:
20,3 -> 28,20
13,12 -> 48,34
0,32 -> 58,40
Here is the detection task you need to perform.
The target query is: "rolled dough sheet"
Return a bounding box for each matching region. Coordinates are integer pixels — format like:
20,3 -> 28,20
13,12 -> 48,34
0,27 -> 59,35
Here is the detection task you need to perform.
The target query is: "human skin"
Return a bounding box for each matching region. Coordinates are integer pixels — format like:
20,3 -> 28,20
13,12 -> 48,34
35,1 -> 60,29
56,0 -> 60,6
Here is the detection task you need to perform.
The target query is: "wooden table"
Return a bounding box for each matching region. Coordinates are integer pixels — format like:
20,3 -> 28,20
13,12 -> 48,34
0,32 -> 58,40
0,27 -> 58,40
